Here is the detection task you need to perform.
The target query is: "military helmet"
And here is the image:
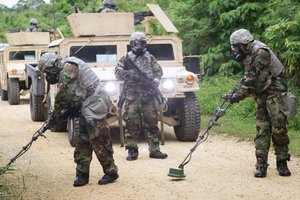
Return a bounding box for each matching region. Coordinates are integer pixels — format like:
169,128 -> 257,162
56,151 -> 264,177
29,18 -> 38,25
38,53 -> 59,72
130,32 -> 147,55
230,29 -> 254,45
130,32 -> 147,42
103,0 -> 117,6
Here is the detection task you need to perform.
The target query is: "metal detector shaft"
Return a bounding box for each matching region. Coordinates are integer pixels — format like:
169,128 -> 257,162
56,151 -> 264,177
178,100 -> 232,169
3,111 -> 52,170
6,121 -> 49,167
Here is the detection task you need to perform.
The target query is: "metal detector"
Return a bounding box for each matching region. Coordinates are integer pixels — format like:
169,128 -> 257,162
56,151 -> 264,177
0,113 -> 51,176
168,100 -> 232,179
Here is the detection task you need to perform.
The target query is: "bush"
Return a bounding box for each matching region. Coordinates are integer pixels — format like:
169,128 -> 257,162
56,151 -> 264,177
197,76 -> 256,119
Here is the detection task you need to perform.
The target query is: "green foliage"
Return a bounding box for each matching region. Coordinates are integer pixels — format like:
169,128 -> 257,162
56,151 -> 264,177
0,166 -> 20,200
197,76 -> 256,119
0,0 -> 299,86
263,6 -> 300,85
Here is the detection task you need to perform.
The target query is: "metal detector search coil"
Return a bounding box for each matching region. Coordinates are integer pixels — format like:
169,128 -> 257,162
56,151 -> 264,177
168,100 -> 232,179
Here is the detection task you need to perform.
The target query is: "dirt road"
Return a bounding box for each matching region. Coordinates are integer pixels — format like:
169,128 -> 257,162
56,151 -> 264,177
0,97 -> 300,200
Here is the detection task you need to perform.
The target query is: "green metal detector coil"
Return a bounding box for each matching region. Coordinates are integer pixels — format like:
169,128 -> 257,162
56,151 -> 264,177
168,167 -> 185,178
167,100 -> 232,180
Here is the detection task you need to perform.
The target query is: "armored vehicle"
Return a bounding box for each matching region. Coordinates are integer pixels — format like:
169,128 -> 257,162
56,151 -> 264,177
0,32 -> 49,105
28,4 -> 201,147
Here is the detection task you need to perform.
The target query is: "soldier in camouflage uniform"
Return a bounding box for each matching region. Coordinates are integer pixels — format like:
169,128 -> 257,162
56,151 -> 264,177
227,29 -> 292,177
98,0 -> 117,13
25,18 -> 41,32
38,53 -> 119,186
115,32 -> 168,161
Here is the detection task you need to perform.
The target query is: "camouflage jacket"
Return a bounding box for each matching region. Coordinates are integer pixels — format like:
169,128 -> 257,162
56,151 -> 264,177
52,57 -> 108,123
235,40 -> 288,100
115,51 -> 163,94
51,62 -> 81,121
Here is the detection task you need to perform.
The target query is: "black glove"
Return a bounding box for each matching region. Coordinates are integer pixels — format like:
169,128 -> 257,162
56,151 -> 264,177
60,106 -> 81,120
123,70 -> 140,82
131,73 -> 140,82
229,93 -> 240,103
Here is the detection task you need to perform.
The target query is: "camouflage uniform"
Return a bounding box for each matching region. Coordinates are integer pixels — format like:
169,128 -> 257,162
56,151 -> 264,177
229,29 -> 291,177
116,51 -> 163,151
58,57 -> 117,174
25,18 -> 41,32
98,0 -> 117,13
38,54 -> 118,186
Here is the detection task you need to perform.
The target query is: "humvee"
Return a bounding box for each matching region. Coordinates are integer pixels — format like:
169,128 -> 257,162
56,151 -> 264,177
27,4 -> 201,147
0,32 -> 49,105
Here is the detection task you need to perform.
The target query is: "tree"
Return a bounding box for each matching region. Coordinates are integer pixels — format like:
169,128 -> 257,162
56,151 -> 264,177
14,0 -> 46,9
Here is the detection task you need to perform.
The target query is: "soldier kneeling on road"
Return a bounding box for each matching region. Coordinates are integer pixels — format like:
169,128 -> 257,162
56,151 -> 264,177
38,53 -> 119,187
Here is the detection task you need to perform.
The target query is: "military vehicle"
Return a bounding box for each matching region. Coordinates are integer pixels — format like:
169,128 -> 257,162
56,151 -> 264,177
27,4 -> 201,147
0,32 -> 50,105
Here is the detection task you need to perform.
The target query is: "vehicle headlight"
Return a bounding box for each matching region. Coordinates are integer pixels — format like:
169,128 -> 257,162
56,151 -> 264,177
103,82 -> 117,96
161,79 -> 175,94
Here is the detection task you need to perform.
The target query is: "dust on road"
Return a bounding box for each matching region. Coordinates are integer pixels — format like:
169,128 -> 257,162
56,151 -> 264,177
0,98 -> 300,200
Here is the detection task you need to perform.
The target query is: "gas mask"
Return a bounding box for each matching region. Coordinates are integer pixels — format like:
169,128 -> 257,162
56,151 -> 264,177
29,23 -> 38,31
45,73 -> 59,84
44,62 -> 61,85
131,40 -> 147,56
231,44 -> 247,62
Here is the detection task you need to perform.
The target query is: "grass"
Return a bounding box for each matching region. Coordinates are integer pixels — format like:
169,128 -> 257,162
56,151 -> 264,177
0,167 -> 24,200
197,76 -> 300,156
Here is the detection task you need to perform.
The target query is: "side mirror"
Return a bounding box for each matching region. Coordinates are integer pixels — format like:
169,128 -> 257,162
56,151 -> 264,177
183,55 -> 204,75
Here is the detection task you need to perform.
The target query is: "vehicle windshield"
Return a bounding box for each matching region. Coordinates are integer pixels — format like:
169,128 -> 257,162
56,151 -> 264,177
70,45 -> 117,63
127,43 -> 174,60
9,50 -> 36,60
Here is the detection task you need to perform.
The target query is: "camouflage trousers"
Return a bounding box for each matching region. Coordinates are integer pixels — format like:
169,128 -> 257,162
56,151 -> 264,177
123,92 -> 160,153
74,116 -> 118,175
255,95 -> 290,167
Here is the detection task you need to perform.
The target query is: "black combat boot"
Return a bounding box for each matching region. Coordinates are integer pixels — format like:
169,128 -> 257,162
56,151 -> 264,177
276,160 -> 291,176
254,166 -> 267,178
149,151 -> 168,159
73,170 -> 89,187
126,148 -> 138,161
98,173 -> 119,185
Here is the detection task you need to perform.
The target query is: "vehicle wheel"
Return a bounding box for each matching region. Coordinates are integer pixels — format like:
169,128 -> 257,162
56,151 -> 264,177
8,78 -> 20,105
47,92 -> 67,132
67,118 -> 80,147
174,92 -> 201,141
30,87 -> 46,121
0,81 -> 8,101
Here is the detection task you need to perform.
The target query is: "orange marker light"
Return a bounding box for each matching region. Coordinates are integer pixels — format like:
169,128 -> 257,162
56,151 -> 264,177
11,68 -> 17,74
186,74 -> 194,81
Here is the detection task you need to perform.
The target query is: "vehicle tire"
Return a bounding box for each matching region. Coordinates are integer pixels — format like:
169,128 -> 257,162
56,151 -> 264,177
30,87 -> 46,121
47,92 -> 67,132
67,118 -> 80,147
8,78 -> 20,105
174,92 -> 201,141
0,82 -> 8,101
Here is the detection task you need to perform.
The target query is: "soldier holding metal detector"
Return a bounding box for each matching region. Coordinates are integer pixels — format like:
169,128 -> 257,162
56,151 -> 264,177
224,29 -> 297,178
38,53 -> 119,187
115,32 -> 167,161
